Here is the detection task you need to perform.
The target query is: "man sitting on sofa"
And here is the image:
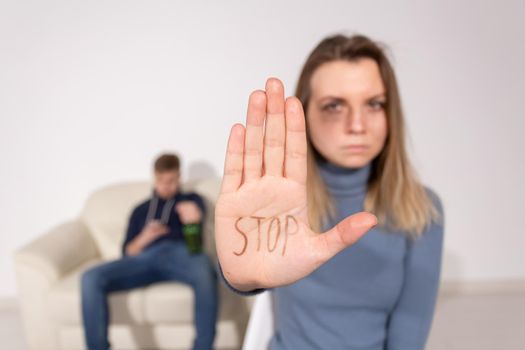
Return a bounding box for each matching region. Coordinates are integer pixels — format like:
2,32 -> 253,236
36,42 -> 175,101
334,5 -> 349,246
81,153 -> 218,350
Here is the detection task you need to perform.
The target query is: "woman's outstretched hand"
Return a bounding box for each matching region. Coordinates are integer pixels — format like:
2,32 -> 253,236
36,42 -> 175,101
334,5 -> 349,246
215,78 -> 377,292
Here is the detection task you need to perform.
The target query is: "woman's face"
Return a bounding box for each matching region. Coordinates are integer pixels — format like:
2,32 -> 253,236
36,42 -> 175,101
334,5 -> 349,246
306,58 -> 388,168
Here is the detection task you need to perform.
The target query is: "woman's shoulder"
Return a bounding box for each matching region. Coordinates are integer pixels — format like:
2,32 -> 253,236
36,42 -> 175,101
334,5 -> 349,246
423,186 -> 443,212
422,185 -> 445,229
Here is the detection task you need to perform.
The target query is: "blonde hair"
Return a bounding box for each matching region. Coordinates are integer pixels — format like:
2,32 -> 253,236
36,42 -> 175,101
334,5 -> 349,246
297,34 -> 441,239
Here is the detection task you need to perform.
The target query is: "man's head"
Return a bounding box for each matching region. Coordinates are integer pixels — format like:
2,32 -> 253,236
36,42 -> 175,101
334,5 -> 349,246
153,153 -> 180,199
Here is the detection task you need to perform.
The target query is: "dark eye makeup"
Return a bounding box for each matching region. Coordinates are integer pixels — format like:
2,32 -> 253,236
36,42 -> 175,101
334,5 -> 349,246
317,95 -> 387,113
368,99 -> 387,109
320,98 -> 346,112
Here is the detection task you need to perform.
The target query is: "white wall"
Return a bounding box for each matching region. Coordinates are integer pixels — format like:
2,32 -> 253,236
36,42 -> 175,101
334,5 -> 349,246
1,0 -> 524,298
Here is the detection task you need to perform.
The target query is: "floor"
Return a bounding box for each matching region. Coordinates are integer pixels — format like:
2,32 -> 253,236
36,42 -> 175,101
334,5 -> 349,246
427,293 -> 525,350
1,293 -> 524,350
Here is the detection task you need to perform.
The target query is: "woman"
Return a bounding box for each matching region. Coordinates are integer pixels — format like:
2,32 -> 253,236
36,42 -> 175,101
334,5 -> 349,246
215,34 -> 444,350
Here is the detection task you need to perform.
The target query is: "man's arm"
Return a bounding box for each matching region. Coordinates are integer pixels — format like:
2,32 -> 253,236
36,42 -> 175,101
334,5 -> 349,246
177,193 -> 206,224
122,207 -> 142,256
190,193 -> 206,220
122,206 -> 168,257
125,228 -> 154,256
386,189 -> 445,350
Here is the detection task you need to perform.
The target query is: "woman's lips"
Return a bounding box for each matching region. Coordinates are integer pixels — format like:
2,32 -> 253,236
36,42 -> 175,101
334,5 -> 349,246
342,144 -> 368,153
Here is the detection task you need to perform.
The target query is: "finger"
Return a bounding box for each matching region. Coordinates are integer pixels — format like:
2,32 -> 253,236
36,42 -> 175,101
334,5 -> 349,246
315,212 -> 377,260
263,78 -> 286,177
220,123 -> 245,194
284,96 -> 307,185
244,90 -> 266,183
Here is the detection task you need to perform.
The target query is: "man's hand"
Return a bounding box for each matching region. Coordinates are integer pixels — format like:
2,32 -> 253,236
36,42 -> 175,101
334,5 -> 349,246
125,220 -> 169,256
214,78 -> 378,292
176,201 -> 203,224
143,220 -> 170,239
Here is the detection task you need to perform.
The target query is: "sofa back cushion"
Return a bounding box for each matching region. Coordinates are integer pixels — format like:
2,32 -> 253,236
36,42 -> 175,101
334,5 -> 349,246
80,178 -> 221,261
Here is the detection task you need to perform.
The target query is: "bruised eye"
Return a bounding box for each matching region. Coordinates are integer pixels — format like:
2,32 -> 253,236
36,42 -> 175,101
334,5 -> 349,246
368,99 -> 386,111
321,101 -> 343,113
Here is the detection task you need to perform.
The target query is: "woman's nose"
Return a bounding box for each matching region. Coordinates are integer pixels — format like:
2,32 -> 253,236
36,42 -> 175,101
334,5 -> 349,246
344,110 -> 366,134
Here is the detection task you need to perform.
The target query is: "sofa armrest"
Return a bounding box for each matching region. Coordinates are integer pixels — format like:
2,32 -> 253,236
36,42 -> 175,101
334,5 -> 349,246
14,219 -> 99,350
14,219 -> 99,283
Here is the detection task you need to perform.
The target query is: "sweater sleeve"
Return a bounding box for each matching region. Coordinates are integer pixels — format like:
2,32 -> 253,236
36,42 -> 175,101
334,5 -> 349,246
386,188 -> 445,350
187,192 -> 207,221
121,206 -> 143,257
216,261 -> 269,296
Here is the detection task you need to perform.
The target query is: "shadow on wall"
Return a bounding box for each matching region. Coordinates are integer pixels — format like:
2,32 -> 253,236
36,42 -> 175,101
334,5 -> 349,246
187,161 -> 219,182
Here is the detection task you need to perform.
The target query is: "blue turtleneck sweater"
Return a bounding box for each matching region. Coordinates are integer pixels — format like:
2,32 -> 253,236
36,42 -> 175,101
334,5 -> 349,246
219,160 -> 445,350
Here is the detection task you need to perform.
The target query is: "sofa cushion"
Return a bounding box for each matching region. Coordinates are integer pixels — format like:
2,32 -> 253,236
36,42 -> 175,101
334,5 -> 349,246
143,283 -> 194,323
48,260 -> 198,325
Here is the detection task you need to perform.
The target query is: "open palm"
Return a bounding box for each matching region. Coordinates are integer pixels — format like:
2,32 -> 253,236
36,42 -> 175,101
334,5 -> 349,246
215,78 -> 377,292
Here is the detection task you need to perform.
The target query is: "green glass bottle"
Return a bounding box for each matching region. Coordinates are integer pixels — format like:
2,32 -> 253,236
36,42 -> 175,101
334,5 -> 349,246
182,223 -> 203,254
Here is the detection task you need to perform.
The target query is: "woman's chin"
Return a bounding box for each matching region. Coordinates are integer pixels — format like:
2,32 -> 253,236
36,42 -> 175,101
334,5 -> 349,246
331,155 -> 371,169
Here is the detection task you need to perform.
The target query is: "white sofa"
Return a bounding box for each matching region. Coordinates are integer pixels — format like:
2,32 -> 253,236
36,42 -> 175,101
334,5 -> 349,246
14,178 -> 251,350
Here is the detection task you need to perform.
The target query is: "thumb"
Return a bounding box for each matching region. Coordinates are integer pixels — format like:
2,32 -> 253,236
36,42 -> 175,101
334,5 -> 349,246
315,211 -> 377,261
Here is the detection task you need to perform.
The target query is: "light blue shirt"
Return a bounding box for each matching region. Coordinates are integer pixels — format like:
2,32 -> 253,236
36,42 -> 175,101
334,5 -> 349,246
219,159 -> 445,350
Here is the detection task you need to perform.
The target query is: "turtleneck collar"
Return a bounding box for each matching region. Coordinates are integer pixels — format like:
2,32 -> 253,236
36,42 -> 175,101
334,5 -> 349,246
316,158 -> 372,197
